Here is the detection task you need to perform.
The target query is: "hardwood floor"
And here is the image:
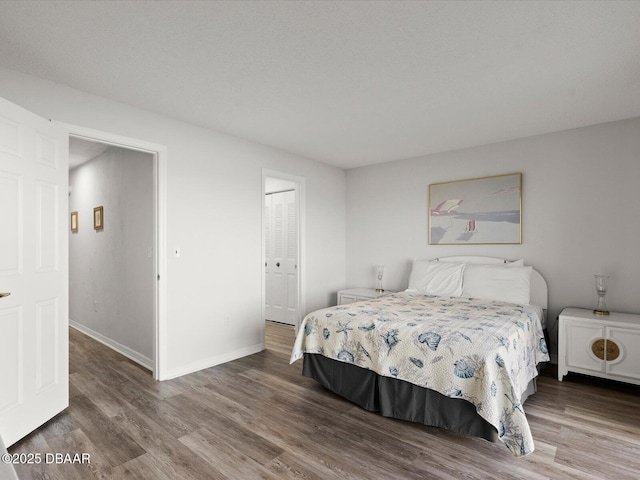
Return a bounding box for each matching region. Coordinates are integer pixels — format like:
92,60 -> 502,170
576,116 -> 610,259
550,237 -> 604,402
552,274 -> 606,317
9,321 -> 640,479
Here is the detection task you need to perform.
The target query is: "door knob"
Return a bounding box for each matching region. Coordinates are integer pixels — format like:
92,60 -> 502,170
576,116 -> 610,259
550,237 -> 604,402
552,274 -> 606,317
0,292 -> 11,299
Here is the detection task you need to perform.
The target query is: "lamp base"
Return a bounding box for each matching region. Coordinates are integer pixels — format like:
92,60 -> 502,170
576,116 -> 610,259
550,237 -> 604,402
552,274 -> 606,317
375,288 -> 384,293
593,309 -> 610,316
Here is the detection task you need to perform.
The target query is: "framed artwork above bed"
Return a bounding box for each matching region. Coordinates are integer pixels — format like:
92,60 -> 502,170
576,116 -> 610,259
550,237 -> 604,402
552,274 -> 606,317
429,172 -> 522,245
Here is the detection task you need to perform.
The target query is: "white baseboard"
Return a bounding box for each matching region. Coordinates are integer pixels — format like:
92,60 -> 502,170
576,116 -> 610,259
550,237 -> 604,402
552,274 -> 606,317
69,319 -> 153,371
164,343 -> 264,380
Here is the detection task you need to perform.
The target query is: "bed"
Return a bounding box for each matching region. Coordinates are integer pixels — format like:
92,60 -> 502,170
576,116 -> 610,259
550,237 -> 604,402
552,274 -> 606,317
290,256 -> 549,456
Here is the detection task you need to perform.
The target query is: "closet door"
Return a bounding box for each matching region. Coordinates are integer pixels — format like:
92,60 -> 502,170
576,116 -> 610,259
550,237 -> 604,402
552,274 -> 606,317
265,193 -> 282,322
283,190 -> 298,325
265,190 -> 297,325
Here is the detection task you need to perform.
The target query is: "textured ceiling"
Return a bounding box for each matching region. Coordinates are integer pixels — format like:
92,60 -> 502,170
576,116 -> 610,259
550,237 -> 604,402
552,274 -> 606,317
1,1 -> 639,169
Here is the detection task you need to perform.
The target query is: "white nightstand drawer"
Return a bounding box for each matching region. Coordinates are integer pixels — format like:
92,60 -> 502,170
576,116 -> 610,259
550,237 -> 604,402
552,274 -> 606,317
339,294 -> 358,304
565,321 -> 605,373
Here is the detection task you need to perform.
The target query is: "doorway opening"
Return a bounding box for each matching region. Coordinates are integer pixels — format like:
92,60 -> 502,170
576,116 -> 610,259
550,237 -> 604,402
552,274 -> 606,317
65,124 -> 167,380
69,138 -> 154,376
262,170 -> 305,337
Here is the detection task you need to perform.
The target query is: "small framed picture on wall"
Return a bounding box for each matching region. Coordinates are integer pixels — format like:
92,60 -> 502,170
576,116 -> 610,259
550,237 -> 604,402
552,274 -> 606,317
70,211 -> 78,232
93,206 -> 104,230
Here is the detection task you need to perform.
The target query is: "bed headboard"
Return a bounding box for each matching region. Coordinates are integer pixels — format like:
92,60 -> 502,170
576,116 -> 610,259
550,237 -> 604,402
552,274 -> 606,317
435,256 -> 548,309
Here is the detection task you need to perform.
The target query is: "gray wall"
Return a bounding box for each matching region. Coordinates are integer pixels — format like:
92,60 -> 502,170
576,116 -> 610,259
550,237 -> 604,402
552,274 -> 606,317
346,117 -> 640,358
69,148 -> 154,366
0,66 -> 346,379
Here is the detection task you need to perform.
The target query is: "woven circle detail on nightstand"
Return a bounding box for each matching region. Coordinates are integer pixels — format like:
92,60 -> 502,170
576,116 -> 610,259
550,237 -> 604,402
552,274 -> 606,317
592,339 -> 605,360
606,340 -> 620,361
591,339 -> 620,361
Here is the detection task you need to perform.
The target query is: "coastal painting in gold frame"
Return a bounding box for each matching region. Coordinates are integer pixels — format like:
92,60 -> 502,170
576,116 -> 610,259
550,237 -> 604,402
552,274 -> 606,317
429,173 -> 521,245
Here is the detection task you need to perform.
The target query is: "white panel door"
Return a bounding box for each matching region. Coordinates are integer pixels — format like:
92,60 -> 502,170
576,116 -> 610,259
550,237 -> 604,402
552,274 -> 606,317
284,190 -> 298,324
0,96 -> 69,447
265,190 -> 297,325
265,194 -> 275,319
265,192 -> 286,322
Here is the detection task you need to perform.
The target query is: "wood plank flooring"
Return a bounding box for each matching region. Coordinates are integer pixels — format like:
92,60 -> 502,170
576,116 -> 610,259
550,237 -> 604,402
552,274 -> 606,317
8,321 -> 640,479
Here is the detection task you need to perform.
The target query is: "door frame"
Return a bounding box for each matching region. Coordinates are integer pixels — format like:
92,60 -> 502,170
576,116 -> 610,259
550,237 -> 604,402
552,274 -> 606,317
60,122 -> 168,380
262,169 -> 305,334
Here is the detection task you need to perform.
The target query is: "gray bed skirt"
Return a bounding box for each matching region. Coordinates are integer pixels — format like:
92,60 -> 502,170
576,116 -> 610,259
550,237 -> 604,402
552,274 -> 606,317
303,353 -> 500,442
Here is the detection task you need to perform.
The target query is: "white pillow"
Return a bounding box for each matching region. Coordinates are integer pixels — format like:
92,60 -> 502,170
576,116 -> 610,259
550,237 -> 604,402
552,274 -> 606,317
462,264 -> 532,305
408,260 -> 465,297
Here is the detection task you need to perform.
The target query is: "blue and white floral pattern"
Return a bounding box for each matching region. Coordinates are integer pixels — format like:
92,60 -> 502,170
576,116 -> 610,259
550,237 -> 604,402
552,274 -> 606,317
290,292 -> 549,457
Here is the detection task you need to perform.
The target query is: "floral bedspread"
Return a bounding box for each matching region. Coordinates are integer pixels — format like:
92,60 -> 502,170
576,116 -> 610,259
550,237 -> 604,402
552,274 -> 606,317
290,292 -> 549,456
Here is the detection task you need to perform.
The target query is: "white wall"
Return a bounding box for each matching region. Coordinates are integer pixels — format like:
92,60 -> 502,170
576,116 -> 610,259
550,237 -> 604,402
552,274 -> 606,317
0,67 -> 346,379
346,117 -> 640,357
69,147 -> 154,367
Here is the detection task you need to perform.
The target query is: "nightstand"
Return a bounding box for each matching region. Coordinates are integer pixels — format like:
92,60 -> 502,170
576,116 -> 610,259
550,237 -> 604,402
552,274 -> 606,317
337,288 -> 393,305
558,307 -> 640,385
